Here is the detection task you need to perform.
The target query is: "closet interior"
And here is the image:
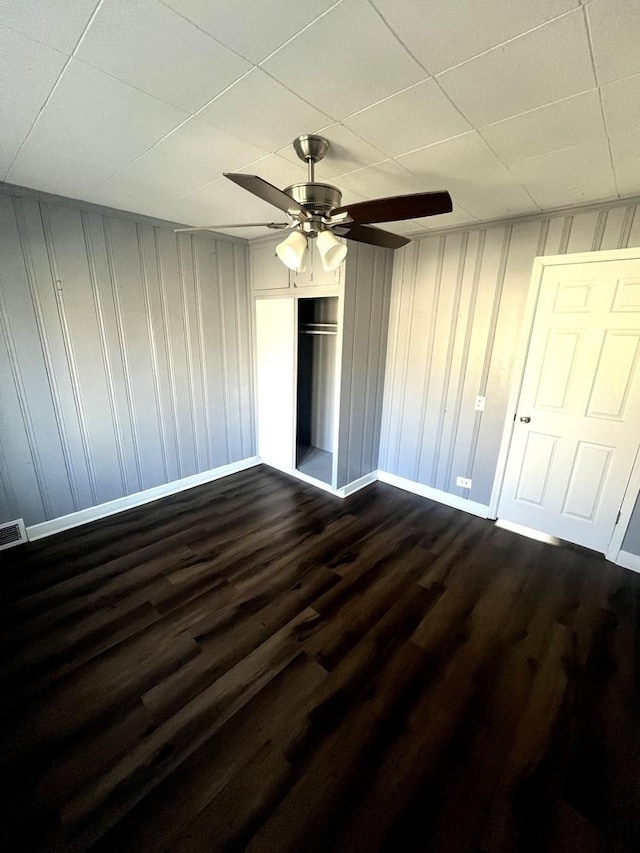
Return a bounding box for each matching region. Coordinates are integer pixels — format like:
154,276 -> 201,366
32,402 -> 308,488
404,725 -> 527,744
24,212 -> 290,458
296,296 -> 338,485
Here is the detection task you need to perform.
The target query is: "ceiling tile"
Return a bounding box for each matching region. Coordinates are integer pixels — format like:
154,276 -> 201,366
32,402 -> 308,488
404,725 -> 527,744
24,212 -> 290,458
182,177 -> 285,224
481,89 -> 605,164
337,160 -> 418,199
96,146 -> 221,199
0,0 -> 96,54
85,182 -> 196,224
437,11 -> 595,126
397,131 -> 539,220
412,206 -> 479,231
398,131 -> 509,181
155,118 -> 271,173
261,0 -> 426,120
371,0 -> 578,74
609,132 -> 640,197
276,125 -> 387,180
343,79 -> 472,157
509,140 -> 617,208
601,73 -> 640,137
75,0 -> 251,113
6,59 -> 188,199
0,27 -> 67,178
197,68 -> 332,151
587,0 -> 640,85
161,0 -> 338,64
233,154 -> 308,189
446,178 -> 539,220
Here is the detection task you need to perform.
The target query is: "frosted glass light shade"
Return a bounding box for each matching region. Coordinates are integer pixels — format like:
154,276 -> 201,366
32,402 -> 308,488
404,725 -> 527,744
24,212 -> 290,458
276,230 -> 308,271
317,229 -> 347,271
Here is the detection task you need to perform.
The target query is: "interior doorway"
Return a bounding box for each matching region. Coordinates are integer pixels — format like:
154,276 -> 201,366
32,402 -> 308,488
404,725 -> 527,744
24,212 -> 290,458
492,249 -> 640,557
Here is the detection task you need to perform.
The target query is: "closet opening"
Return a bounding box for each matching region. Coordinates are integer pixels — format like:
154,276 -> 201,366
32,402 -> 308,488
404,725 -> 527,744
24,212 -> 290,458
296,296 -> 338,485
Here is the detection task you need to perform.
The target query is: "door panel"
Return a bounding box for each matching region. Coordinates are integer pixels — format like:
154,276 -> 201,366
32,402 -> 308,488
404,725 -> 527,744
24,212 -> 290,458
561,441 -> 613,520
498,258 -> 640,553
534,330 -> 579,410
586,331 -> 640,420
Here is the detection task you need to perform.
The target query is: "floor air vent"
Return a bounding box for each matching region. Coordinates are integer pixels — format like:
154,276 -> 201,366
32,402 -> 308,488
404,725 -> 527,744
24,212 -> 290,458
0,519 -> 27,550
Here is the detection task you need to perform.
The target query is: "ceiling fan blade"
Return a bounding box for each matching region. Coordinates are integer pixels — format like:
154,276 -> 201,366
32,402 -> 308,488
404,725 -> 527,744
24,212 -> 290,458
332,223 -> 410,249
329,190 -> 452,225
174,223 -> 291,233
224,173 -> 310,219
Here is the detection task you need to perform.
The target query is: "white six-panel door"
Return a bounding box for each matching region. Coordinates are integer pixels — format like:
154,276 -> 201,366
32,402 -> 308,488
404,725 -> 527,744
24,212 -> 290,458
498,258 -> 640,553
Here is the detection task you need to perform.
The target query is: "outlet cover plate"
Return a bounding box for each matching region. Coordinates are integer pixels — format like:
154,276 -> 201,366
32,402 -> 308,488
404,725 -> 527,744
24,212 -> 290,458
475,396 -> 486,411
456,476 -> 472,489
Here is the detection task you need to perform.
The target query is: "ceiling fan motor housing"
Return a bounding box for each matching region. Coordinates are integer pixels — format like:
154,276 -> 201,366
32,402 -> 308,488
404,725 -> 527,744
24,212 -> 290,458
283,182 -> 343,235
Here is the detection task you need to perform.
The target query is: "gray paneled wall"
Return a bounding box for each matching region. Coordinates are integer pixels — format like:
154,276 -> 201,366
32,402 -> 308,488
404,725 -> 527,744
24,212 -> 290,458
337,242 -> 393,488
624,495 -> 640,556
0,186 -> 254,527
379,199 -> 640,554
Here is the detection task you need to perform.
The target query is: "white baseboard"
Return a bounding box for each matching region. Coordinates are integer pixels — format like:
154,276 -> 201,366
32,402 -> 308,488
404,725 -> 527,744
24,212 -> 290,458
336,471 -> 378,498
262,462 -> 377,499
615,550 -> 640,573
376,470 -> 491,519
26,457 -> 261,541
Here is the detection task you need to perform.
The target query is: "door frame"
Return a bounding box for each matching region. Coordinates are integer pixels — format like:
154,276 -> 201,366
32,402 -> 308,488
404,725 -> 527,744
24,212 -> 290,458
488,246 -> 640,564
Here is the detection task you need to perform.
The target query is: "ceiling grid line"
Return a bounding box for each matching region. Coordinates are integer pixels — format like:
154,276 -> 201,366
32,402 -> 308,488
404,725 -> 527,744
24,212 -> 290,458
582,4 -> 621,198
1,0 -> 108,180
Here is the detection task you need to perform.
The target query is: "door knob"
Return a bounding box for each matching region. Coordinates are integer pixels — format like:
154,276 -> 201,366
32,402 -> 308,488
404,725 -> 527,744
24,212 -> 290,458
519,416 -> 531,423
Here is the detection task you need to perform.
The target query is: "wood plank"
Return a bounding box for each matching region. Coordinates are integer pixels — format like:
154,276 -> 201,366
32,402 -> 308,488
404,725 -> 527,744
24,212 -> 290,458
0,466 -> 637,853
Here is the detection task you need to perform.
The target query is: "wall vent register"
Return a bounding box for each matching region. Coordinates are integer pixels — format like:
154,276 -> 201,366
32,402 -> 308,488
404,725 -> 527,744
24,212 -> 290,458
0,519 -> 28,551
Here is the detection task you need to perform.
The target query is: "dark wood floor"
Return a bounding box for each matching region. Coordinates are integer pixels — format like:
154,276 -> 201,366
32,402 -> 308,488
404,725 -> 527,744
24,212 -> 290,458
1,465 -> 639,852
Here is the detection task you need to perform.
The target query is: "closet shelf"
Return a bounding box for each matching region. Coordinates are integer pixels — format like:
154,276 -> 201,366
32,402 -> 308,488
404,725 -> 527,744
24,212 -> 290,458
299,321 -> 338,336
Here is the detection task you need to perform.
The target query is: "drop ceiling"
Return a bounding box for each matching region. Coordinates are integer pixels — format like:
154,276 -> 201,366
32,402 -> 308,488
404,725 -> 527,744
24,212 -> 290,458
1,0 -> 639,239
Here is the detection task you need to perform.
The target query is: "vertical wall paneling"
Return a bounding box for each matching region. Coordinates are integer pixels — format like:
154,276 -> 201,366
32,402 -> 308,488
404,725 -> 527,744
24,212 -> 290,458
0,186 -> 252,526
214,244 -> 231,463
233,241 -> 254,459
82,212 -> 129,494
0,288 -> 47,522
444,229 -> 485,494
371,251 -> 393,475
194,236 -> 228,469
190,234 -> 212,470
626,206 -> 640,247
217,241 -> 242,461
0,439 -> 19,521
176,232 -> 202,471
380,197 -> 640,557
337,243 -> 393,488
152,226 -> 184,479
136,223 -> 170,482
104,216 -> 164,490
377,243 -> 406,471
624,494 -> 640,554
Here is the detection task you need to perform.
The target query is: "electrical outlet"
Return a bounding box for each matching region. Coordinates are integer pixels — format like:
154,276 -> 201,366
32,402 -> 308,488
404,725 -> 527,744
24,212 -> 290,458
456,476 -> 472,489
475,395 -> 486,411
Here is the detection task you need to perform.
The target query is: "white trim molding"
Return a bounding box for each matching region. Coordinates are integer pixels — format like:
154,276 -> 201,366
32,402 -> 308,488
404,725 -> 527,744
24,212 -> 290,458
265,463 -> 377,499
26,457 -> 261,541
377,470 -> 491,518
615,551 -> 640,574
336,471 -> 378,498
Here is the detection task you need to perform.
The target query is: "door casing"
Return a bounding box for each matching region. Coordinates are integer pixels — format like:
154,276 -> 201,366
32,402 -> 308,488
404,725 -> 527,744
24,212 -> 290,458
489,247 -> 640,564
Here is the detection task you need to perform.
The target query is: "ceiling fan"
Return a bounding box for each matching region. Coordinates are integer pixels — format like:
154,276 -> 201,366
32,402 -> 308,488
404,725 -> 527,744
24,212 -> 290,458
175,134 -> 452,271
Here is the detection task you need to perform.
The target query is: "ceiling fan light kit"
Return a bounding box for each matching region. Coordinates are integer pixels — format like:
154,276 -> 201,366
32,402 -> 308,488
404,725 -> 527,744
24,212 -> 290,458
275,230 -> 309,271
316,229 -> 347,272
176,134 -> 453,271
